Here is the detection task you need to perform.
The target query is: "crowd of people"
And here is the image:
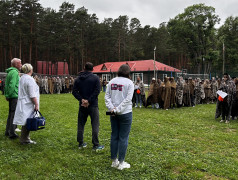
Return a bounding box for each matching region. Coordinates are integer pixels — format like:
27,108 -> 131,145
2,57 -> 238,171
33,75 -> 76,94
132,74 -> 238,123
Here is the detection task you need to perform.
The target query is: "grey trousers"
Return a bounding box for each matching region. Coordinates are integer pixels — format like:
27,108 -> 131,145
20,126 -> 31,143
5,98 -> 17,136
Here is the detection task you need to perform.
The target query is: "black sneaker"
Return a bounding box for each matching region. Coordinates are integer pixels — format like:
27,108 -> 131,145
9,134 -> 19,139
78,142 -> 87,149
93,145 -> 104,151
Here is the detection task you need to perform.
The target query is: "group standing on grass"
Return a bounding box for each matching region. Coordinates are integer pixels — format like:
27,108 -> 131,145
3,59 -> 133,171
2,58 -> 238,171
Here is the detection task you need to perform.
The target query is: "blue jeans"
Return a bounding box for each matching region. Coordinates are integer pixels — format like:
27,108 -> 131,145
135,93 -> 142,106
110,112 -> 132,162
103,85 -> 106,92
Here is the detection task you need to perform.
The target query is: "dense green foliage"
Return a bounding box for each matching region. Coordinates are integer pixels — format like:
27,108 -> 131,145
0,1 -> 238,75
1,93 -> 238,179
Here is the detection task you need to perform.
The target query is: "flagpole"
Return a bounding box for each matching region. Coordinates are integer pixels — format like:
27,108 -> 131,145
222,41 -> 225,74
154,46 -> 156,78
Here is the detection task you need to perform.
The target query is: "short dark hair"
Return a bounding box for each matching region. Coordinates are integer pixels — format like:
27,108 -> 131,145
117,64 -> 130,78
84,62 -> 93,71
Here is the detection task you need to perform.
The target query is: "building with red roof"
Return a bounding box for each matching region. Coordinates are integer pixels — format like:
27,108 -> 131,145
37,61 -> 69,75
93,59 -> 181,84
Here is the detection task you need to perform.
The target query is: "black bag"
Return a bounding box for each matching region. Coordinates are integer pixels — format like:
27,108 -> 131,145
26,111 -> 46,131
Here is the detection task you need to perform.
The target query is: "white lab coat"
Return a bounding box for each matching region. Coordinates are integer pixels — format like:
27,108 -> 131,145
13,74 -> 40,126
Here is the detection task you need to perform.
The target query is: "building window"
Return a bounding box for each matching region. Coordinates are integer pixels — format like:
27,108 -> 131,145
133,73 -> 143,82
102,74 -> 111,82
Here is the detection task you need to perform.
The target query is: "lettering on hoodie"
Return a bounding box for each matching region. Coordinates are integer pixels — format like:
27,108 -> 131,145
111,84 -> 124,91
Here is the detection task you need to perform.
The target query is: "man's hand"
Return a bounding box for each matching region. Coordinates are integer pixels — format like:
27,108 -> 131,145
81,99 -> 89,108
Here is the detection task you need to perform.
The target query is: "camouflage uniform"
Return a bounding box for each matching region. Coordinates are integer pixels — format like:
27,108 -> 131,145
170,77 -> 176,108
61,77 -> 66,93
194,78 -> 202,105
183,80 -> 191,107
65,77 -> 70,93
210,78 -> 218,103
203,79 -> 211,104
56,77 -> 62,94
176,77 -> 184,107
231,78 -> 238,119
43,76 -> 49,94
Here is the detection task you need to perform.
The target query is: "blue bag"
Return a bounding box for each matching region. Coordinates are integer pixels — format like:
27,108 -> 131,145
26,111 -> 46,131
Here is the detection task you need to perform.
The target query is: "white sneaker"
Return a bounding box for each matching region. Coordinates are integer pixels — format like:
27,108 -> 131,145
111,159 -> 119,168
220,120 -> 224,123
225,120 -> 229,124
117,161 -> 130,170
139,106 -> 142,108
15,128 -> 21,132
135,105 -> 137,108
21,140 -> 37,145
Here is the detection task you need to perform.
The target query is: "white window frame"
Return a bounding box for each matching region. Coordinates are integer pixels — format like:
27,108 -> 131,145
102,74 -> 111,82
133,73 -> 143,82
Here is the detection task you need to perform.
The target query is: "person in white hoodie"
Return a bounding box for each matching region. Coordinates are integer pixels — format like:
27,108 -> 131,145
105,64 -> 134,170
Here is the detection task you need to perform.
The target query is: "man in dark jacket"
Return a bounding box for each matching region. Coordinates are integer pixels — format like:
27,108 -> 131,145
72,62 -> 104,151
4,58 -> 22,138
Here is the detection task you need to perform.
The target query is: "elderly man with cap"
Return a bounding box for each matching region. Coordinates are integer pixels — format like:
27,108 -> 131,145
4,58 -> 22,139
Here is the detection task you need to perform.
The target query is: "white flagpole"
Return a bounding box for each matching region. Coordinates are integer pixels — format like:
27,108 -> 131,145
154,46 -> 156,78
222,42 -> 225,74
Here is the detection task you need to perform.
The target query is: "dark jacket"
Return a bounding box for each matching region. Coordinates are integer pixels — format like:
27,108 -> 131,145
72,71 -> 100,107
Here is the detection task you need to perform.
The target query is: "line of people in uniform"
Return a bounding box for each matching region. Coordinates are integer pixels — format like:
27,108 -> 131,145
132,75 -> 238,123
33,75 -> 76,94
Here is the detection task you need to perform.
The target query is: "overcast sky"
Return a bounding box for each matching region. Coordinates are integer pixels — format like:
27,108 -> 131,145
39,0 -> 238,28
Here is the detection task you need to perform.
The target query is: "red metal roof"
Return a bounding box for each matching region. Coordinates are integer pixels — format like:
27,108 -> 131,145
93,60 -> 181,73
37,61 -> 69,75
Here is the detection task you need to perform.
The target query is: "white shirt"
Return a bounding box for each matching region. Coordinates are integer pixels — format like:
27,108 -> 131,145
13,74 -> 40,126
105,77 -> 134,115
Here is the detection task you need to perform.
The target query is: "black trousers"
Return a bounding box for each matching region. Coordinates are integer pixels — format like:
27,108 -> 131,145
77,106 -> 100,147
5,98 -> 17,136
190,94 -> 195,106
221,101 -> 230,120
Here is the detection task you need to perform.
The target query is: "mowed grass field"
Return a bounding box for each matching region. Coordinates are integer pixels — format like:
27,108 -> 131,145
1,92 -> 238,180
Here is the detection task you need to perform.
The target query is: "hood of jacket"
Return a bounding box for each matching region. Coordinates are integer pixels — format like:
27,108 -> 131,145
6,67 -> 19,73
78,71 -> 93,80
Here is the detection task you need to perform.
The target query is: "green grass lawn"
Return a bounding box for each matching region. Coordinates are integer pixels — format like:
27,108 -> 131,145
1,93 -> 238,179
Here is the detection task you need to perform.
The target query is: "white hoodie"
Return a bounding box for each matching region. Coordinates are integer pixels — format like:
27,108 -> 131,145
105,77 -> 134,115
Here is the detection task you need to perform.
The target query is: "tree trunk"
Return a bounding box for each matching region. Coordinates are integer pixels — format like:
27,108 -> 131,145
118,32 -> 121,61
19,34 -> 22,59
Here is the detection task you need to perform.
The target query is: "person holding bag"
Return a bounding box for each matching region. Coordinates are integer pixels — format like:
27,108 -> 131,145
105,64 -> 134,170
134,76 -> 145,108
13,63 -> 39,144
